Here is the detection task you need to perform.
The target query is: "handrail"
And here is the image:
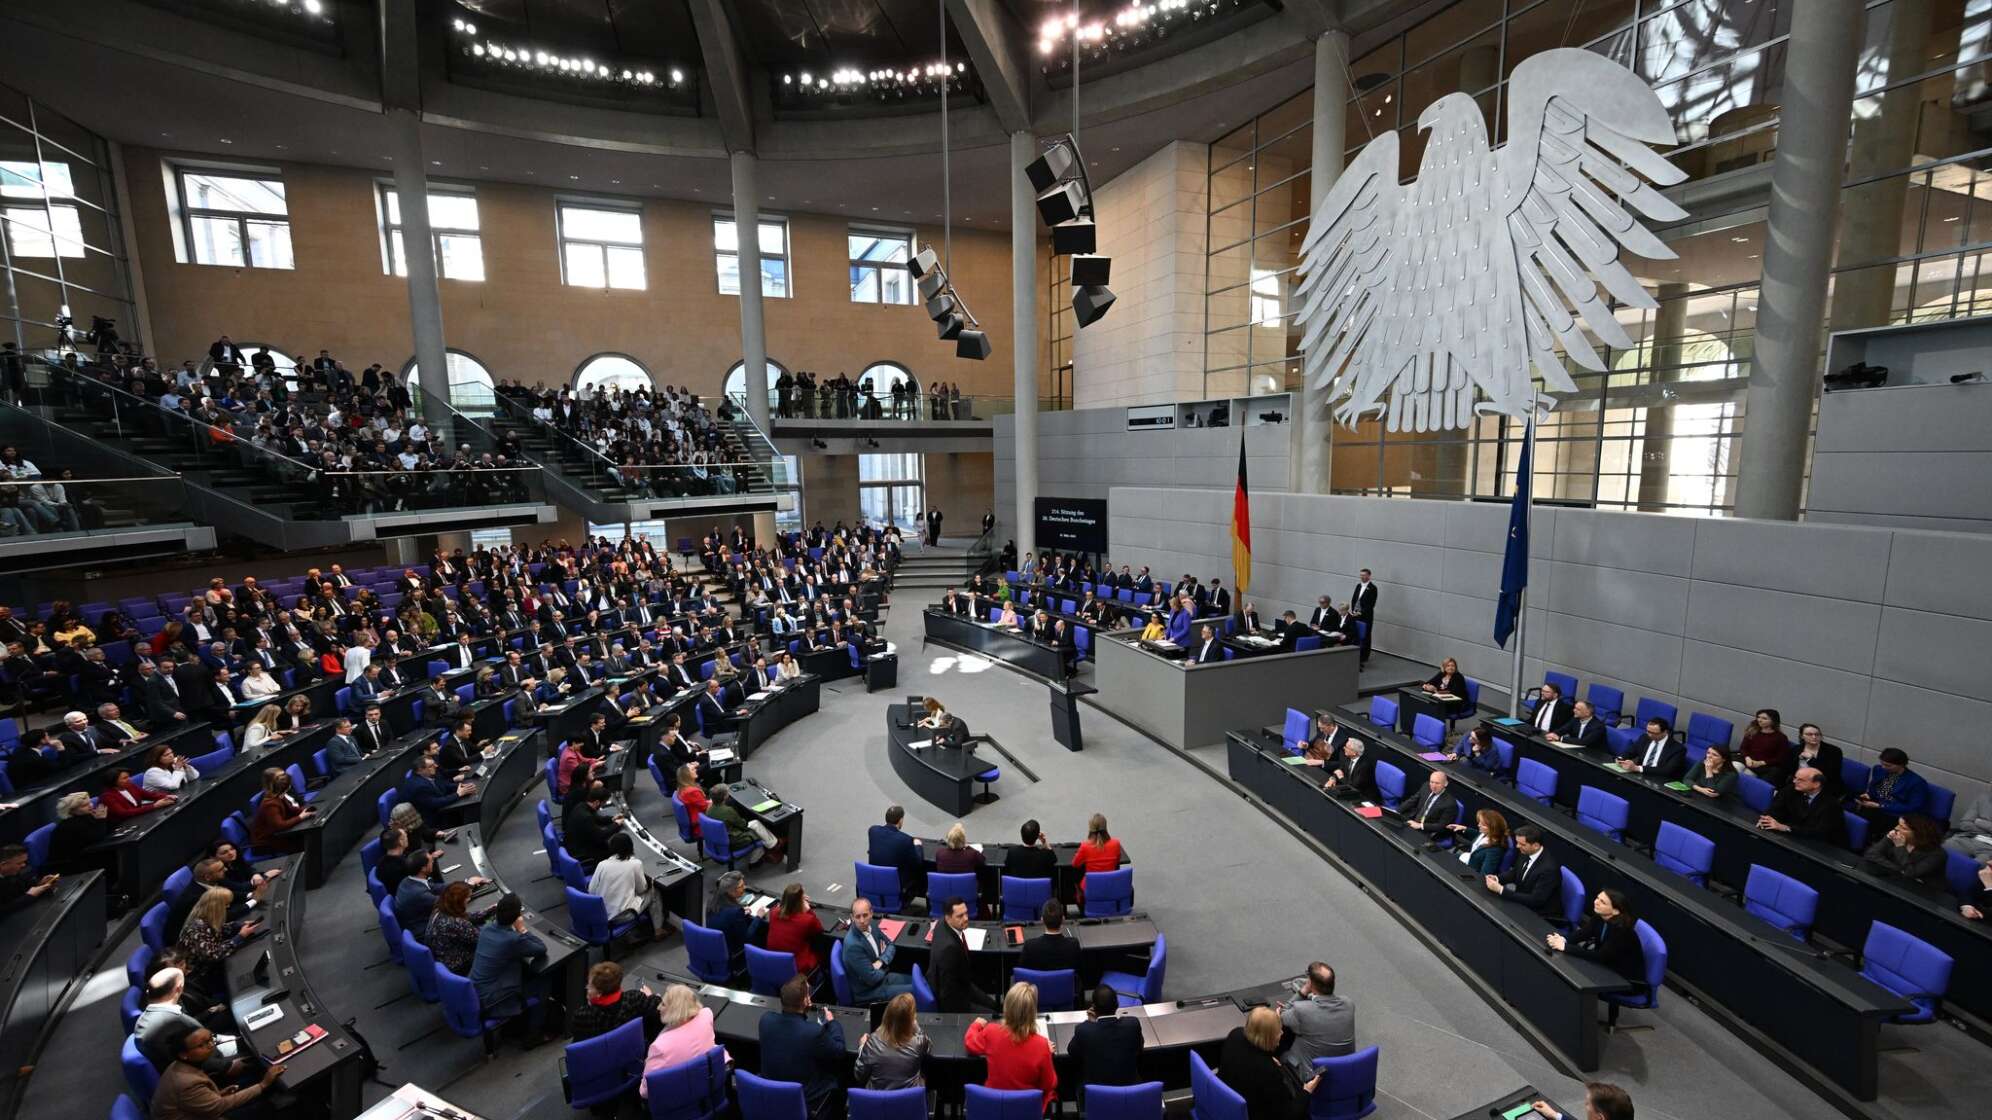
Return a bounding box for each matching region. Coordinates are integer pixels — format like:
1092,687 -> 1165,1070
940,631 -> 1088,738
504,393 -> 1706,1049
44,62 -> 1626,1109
32,358 -> 323,475
487,392 -> 623,471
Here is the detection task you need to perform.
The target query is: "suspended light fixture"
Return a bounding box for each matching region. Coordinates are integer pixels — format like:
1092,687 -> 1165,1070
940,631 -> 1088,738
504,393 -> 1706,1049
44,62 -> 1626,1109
908,1 -> 991,361
1032,0 -> 1115,327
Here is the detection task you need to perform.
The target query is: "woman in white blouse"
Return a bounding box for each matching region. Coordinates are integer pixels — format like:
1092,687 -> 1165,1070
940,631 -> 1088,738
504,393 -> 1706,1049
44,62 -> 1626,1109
141,744 -> 200,792
238,661 -> 283,700
241,704 -> 283,752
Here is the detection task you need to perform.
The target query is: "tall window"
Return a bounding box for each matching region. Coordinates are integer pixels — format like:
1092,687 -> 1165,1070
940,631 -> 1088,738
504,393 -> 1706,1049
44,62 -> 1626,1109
378,185 -> 484,281
714,215 -> 790,298
848,228 -> 912,304
558,202 -> 646,290
574,353 -> 652,394
176,168 -> 293,268
1,160 -> 83,259
858,452 -> 923,529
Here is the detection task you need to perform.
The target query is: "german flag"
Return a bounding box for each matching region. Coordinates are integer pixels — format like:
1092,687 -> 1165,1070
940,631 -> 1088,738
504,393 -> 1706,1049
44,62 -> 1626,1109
1231,431 -> 1251,603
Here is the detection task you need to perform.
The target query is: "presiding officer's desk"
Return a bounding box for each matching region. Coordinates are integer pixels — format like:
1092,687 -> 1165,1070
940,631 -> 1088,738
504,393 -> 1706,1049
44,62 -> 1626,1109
923,609 -> 1070,682
224,855 -> 364,1118
0,870 -> 106,1116
1344,719 -> 1913,1103
886,703 -> 987,817
1096,628 -> 1361,751
456,824 -> 591,1011
1225,731 -> 1632,1072
1483,715 -> 1992,1032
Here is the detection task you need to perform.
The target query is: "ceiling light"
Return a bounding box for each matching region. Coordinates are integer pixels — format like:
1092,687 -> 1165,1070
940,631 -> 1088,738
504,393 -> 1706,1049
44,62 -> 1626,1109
671,69 -> 684,83
303,0 -> 322,13
218,138 -> 233,144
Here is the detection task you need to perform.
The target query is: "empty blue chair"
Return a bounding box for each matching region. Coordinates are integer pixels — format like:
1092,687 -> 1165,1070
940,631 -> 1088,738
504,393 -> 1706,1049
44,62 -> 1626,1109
376,788 -> 401,828
911,963 -> 937,1011
1101,934 -> 1165,1007
1575,787 -> 1630,843
120,986 -> 143,1034
1927,783 -> 1958,827
645,1045 -> 730,1120
1684,713 -> 1733,753
828,941 -> 853,1004
1840,811 -> 1869,851
121,1036 -> 159,1107
1411,713 -> 1445,751
745,945 -> 798,996
536,799 -> 554,834
402,931 -> 443,1004
139,901 -> 170,952
1083,868 -> 1134,917
1558,868 -> 1586,929
566,886 -> 648,947
699,812 -> 763,868
1086,1081 -> 1164,1120
562,1016 -> 648,1109
966,1086 -> 1043,1120
311,748 -> 331,778
736,1071 -> 809,1120
1733,772 -> 1774,813
335,686 -> 354,714
1631,696 -> 1677,731
1861,921 -> 1954,1024
23,823 -> 55,871
927,871 -> 979,909
126,945 -> 156,991
1601,919 -> 1669,1031
647,755 -> 672,798
1516,758 -> 1558,806
683,920 -> 736,984
1492,737 -> 1517,776
1366,695 -> 1396,730
1744,865 -> 1820,941
366,868 -> 388,909
455,684 -> 476,704
855,863 -> 904,912
1373,762 -> 1406,810
1586,684 -> 1624,726
1001,875 -> 1054,922
1840,757 -> 1872,796
1946,849 -> 1981,900
1281,708 -> 1312,753
378,897 -> 405,965
1308,1046 -> 1380,1119
162,865 -> 195,904
1294,635 -> 1324,652
848,1087 -> 928,1120
187,744 -> 236,774
1013,966 -> 1076,1010
1653,821 -> 1715,887
544,757 -> 565,805
1190,1050 -> 1246,1120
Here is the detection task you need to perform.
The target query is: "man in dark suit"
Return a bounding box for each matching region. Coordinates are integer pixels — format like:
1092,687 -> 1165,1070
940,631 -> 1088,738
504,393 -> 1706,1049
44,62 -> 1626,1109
1401,770 -> 1461,839
400,755 -> 473,829
1275,611 -> 1305,651
929,896 -> 997,1013
1487,825 -> 1563,920
1758,767 -> 1846,844
758,975 -> 847,1119
1018,899 -> 1082,974
1528,683 -> 1574,736
1068,985 -> 1146,1090
55,711 -> 120,766
1350,568 -> 1378,662
1325,738 -> 1378,799
559,781 -> 621,866
355,703 -> 393,756
1207,579 -> 1232,617
867,806 -> 925,900
1546,699 -> 1606,748
1186,624 -> 1222,665
1615,717 -> 1687,780
1308,596 -> 1340,631
1006,820 -> 1058,881
696,678 -> 736,735
174,660 -> 233,724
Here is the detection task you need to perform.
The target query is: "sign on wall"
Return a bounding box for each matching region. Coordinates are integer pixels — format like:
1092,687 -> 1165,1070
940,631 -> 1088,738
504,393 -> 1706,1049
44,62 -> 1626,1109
1036,497 -> 1109,553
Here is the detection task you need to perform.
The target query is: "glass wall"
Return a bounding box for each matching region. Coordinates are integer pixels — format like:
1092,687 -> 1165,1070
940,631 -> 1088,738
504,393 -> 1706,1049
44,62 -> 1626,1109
0,84 -> 141,359
1207,0 -> 1992,515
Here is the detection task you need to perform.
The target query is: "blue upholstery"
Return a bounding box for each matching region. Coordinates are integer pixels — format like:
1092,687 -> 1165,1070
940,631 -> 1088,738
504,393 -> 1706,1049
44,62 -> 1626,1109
139,901 -> 170,952
161,865 -> 195,904
1744,865 -> 1820,941
537,799 -> 554,834
911,963 -> 936,1011
1575,787 -> 1629,843
553,848 -> 590,893
1840,758 -> 1872,796
745,945 -> 798,995
1585,684 -> 1624,726
1282,708 -> 1311,754
670,792 -> 697,843
366,868 -> 387,909
125,945 -> 155,991
855,863 -> 904,912
1558,868 -> 1585,929
699,812 -> 762,868
1526,672 -> 1578,714
1861,921 -> 1954,1024
1735,772 -> 1775,813
1294,635 -> 1324,652
121,1036 -> 159,1107
377,897 -> 405,964
1190,1050 -> 1246,1120
335,686 -> 353,715
286,764 -> 313,803
185,745 -> 233,774
1083,868 -> 1134,917
1492,737 -> 1517,777
828,940 -> 853,1004
1631,697 -> 1677,731
927,872 -> 979,908
1516,758 -> 1558,805
736,1070 -> 809,1120
683,920 -> 736,984
1946,849 -> 1982,900
1085,1081 -> 1164,1120
376,788 -> 402,828
1927,783 -> 1957,827
1366,696 -> 1397,730
644,1046 -> 730,1120
1000,875 -> 1054,922
966,1086 -> 1043,1120
1411,714 -> 1445,750
1653,822 -> 1715,887
1012,966 -> 1077,1010
566,886 -> 647,946
1101,933 -> 1165,1007
23,822 -> 55,870
1373,762 -> 1406,810
436,963 -> 528,1051
1604,726 -> 1640,758
1601,920 -> 1669,1024
1842,812 -> 1870,851
849,1087 -> 928,1120
1684,713 -> 1733,753
402,931 -> 442,1004
120,986 -> 143,1034
1308,1046 -> 1380,1120
563,1016 -> 648,1109
311,749 -> 331,778
545,757 -> 564,805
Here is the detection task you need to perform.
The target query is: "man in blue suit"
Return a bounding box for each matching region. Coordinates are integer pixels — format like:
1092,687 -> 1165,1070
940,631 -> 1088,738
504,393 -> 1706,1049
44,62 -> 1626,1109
759,974 -> 847,1118
867,805 -> 925,901
840,898 -> 911,1004
1614,717 -> 1687,781
469,893 -> 551,1041
400,755 -> 473,828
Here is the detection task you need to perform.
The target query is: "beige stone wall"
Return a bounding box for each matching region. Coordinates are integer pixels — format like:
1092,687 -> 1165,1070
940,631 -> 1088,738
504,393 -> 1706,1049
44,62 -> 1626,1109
122,150 -> 1020,398
922,451 -> 995,536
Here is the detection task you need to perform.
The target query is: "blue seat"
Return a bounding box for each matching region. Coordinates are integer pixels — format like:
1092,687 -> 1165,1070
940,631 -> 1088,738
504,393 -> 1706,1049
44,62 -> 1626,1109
1012,966 -> 1076,1011
402,930 -> 442,1004
366,868 -> 388,909
554,848 -> 590,893
1281,708 -> 1312,754
1945,849 -> 1981,900
1101,933 -> 1165,1007
185,745 -> 234,774
1526,672 -> 1579,715
162,865 -> 195,904
1294,635 -> 1324,652
1684,712 -> 1733,754
1653,821 -> 1715,887
1308,1046 -> 1380,1119
1927,783 -> 1958,827
378,897 -> 405,965
671,793 -> 698,843
849,1087 -> 928,1120
436,963 -> 534,1054
566,886 -> 648,947
1575,787 -> 1629,843
1601,919 -> 1669,1029
1492,737 -> 1517,777
1861,920 -> 1954,1024
699,812 -> 763,868
911,963 -> 937,1011
562,1016 -> 648,1109
286,763 -> 314,803
126,945 -> 156,991
736,1070 -> 809,1120
644,1045 -> 729,1120
311,748 -> 331,778
1836,810 -> 1866,851
1586,684 -> 1624,726
1366,695 -> 1396,730
139,901 -> 170,952
1630,696 -> 1677,731
335,686 -> 354,715
647,755 -> 672,798
22,822 -> 55,871
745,945 -> 798,996
683,920 -> 736,984
1001,875 -> 1053,922
1083,868 -> 1134,917
1373,762 -> 1406,810
455,684 -> 476,704
927,871 -> 979,909
973,766 -> 1000,804
966,1086 -> 1043,1120
545,757 -> 565,805
1604,725 -> 1640,758
1085,1081 -> 1164,1120
121,1036 -> 159,1108
855,863 -> 904,911
1734,772 -> 1775,813
1516,758 -> 1558,805
828,939 -> 853,1004
1410,713 -> 1445,751
376,788 -> 401,828
1840,757 -> 1872,797
1190,1050 -> 1246,1120
1074,627 -> 1093,662
1557,868 -> 1585,929
1744,865 -> 1819,941
536,799 -> 554,834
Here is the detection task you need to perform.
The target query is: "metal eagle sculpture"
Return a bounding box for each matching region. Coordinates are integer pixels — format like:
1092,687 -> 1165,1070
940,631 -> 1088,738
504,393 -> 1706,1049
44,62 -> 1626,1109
1295,48 -> 1688,432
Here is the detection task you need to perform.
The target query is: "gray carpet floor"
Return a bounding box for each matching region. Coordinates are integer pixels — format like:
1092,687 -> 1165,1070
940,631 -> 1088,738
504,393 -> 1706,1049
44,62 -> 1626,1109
24,586 -> 1984,1120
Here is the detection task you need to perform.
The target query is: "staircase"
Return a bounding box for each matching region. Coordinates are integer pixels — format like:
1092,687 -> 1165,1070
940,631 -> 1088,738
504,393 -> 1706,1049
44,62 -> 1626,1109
892,542 -> 983,595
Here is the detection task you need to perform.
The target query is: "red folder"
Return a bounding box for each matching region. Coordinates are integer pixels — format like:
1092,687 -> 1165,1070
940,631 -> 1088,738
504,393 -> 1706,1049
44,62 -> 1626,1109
1356,806 -> 1384,819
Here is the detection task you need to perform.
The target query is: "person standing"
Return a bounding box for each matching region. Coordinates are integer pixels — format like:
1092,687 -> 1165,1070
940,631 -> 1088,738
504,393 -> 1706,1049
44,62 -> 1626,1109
925,506 -> 944,547
1350,568 -> 1378,663
963,982 -> 1058,1112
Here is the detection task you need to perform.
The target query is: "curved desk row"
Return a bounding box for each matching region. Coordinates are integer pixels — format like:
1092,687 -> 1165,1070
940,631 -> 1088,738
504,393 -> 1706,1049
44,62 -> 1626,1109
457,824 -> 593,1012
886,704 -> 988,817
922,610 -> 1070,683
0,722 -> 218,845
0,870 -> 106,1116
601,744 -> 708,925
285,725 -> 439,888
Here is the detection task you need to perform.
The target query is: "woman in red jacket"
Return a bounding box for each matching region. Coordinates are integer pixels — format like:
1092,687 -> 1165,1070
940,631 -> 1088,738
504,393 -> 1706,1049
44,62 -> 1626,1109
99,767 -> 173,821
675,763 -> 709,839
1071,812 -> 1125,906
763,882 -> 825,975
249,767 -> 315,851
965,982 -> 1057,1111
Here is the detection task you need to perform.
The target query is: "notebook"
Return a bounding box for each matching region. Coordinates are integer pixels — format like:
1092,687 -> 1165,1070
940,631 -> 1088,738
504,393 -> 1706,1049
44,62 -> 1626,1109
1418,751 -> 1450,762
1664,781 -> 1692,792
876,918 -> 908,941
1356,806 -> 1384,819
750,798 -> 781,813
1281,755 -> 1310,766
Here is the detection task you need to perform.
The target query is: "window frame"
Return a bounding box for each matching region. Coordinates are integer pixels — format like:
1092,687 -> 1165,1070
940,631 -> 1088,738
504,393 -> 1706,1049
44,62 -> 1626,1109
556,199 -> 648,290
846,225 -> 915,305
713,213 -> 792,299
174,164 -> 294,270
0,159 -> 85,260
377,182 -> 484,281
573,352 -> 654,394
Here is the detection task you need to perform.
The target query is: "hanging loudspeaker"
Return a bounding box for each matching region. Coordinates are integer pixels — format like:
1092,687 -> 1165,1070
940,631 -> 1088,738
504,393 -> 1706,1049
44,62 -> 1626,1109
1071,254 -> 1112,287
1073,284 -> 1116,327
924,292 -> 957,320
1024,142 -> 1077,193
916,269 -> 949,300
908,246 -> 940,278
955,330 -> 992,360
1051,218 -> 1096,256
936,312 -> 965,340
1036,181 -> 1085,227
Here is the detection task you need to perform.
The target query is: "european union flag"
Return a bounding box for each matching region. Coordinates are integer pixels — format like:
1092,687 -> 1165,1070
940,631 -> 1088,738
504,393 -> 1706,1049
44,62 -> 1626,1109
1494,422 -> 1533,649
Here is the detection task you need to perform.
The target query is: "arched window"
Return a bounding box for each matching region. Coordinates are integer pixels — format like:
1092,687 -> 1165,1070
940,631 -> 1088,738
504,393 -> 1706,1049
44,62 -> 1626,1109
402,348 -> 495,410
201,342 -> 297,385
857,361 -> 916,398
723,359 -> 787,410
574,353 -> 652,395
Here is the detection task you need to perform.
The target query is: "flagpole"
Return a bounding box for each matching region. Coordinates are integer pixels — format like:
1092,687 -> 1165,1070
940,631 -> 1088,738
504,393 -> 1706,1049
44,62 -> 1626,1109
1506,393 -> 1538,718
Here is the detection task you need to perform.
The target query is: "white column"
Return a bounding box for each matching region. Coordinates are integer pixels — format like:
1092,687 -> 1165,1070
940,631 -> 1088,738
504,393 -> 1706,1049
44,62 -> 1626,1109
387,108 -> 449,423
1299,29 -> 1349,494
1011,130 -> 1039,560
730,151 -> 770,432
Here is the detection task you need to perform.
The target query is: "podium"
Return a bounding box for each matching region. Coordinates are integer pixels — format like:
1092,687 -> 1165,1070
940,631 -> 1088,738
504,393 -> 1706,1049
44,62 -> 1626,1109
1048,680 -> 1095,751
867,652 -> 899,692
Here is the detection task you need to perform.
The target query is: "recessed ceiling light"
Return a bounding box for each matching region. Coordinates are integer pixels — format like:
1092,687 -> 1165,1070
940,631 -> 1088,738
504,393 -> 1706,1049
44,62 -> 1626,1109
766,195 -> 774,201
218,138 -> 233,144
274,144 -> 285,150
611,179 -> 621,184
431,160 -> 442,166
383,155 -> 394,160
569,174 -> 580,180
1111,146 -> 1120,152
480,165 -> 489,170
872,206 -> 879,211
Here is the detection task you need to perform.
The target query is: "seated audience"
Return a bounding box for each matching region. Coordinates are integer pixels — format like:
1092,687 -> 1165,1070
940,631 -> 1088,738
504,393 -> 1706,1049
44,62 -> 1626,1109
758,974 -> 847,1119
1216,1006 -> 1317,1120
1854,748 -> 1931,829
150,1024 -> 284,1120
935,821 -> 985,875
571,960 -> 661,1041
1614,717 -> 1686,780
964,982 -> 1058,1112
1790,723 -> 1844,797
469,893 -> 555,1044
1278,961 -> 1356,1075
1485,825 -> 1562,920
1532,1082 -> 1635,1120
1452,809 -> 1511,876
588,831 -> 668,936
1545,699 -> 1605,748
1862,814 -> 1946,882
1683,745 -> 1739,800
1737,708 -> 1792,785
1545,888 -> 1646,982
841,897 -> 910,1004
1758,767 -> 1846,844
642,984 -> 728,1098
426,881 -> 485,975
1067,984 -> 1144,1091
854,992 -> 930,1090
